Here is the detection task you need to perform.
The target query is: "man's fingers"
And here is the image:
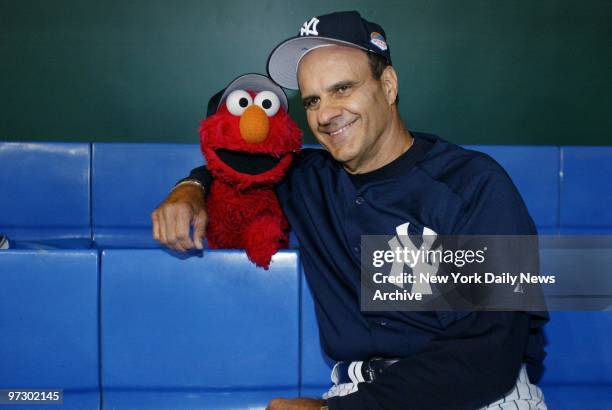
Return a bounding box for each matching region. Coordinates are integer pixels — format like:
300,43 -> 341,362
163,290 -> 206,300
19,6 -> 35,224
266,398 -> 283,410
267,397 -> 326,409
175,207 -> 196,251
164,208 -> 187,252
192,209 -> 208,250
161,208 -> 186,252
158,209 -> 169,247
162,202 -> 201,252
151,210 -> 160,241
151,184 -> 207,252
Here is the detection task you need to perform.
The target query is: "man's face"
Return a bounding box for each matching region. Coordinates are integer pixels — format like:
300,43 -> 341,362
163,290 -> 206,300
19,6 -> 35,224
297,46 -> 393,172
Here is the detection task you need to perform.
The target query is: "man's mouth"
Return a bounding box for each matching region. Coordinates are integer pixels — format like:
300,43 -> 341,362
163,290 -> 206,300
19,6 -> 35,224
215,148 -> 281,175
328,118 -> 358,137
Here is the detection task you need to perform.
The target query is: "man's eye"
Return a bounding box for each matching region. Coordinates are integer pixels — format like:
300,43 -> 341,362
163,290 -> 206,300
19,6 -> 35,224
304,98 -> 319,109
337,85 -> 351,93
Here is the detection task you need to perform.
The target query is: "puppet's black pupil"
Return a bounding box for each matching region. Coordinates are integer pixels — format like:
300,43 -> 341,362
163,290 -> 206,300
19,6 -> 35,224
239,98 -> 249,108
262,99 -> 272,109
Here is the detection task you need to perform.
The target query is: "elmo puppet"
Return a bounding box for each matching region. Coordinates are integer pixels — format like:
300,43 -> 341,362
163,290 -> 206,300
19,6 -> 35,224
199,74 -> 302,269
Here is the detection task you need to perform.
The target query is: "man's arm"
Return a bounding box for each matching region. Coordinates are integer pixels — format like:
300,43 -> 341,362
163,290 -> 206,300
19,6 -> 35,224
265,312 -> 530,410
327,311 -> 530,410
151,166 -> 212,252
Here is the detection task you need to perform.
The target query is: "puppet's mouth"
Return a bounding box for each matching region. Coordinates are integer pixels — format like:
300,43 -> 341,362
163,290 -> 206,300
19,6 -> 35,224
215,149 -> 282,175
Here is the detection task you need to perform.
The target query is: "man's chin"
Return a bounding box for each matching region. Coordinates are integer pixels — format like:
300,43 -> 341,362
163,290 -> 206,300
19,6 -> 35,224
331,150 -> 362,172
325,146 -> 351,162
320,138 -> 353,159
327,144 -> 375,173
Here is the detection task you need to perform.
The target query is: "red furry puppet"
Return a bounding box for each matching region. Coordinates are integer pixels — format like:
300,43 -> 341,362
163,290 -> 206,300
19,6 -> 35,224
199,74 -> 302,269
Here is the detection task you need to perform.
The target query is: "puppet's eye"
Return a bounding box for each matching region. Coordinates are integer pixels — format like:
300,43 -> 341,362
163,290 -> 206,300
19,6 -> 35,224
226,90 -> 253,116
254,91 -> 281,117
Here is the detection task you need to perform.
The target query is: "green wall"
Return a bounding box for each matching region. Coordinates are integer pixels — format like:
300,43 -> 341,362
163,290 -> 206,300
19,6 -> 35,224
1,0 -> 610,145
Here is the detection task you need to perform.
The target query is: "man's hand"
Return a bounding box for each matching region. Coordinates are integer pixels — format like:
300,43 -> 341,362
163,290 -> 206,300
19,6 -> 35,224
151,183 -> 207,252
267,398 -> 326,410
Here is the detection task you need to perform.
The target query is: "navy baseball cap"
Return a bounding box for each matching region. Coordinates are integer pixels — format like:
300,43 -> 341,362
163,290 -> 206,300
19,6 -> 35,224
267,11 -> 392,90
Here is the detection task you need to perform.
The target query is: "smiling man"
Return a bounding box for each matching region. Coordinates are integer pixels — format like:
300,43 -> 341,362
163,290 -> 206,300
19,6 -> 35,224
297,45 -> 409,175
152,11 -> 548,410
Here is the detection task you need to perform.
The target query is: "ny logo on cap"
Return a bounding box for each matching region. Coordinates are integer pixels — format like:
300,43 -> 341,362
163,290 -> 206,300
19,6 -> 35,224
300,17 -> 319,36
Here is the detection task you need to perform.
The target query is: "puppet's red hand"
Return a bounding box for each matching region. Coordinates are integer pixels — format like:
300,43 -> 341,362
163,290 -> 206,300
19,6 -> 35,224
244,214 -> 287,269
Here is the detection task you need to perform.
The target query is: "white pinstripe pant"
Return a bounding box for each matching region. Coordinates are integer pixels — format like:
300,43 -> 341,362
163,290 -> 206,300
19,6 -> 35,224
322,363 -> 547,409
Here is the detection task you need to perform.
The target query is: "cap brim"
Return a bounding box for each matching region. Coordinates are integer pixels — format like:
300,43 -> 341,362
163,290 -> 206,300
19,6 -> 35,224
218,73 -> 289,112
267,37 -> 368,90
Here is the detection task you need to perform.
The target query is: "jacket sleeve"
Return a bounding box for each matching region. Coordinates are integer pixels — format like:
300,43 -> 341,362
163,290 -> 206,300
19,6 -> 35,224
176,166 -> 213,192
327,311 -> 530,410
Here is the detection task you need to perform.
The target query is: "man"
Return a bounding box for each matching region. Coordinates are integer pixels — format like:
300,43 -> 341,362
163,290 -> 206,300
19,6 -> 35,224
152,11 -> 548,410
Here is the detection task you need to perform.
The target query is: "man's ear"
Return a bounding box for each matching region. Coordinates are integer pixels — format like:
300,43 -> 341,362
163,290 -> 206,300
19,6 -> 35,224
380,65 -> 398,105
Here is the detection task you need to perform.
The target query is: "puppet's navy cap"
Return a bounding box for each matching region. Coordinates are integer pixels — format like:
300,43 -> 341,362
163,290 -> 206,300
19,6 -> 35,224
267,10 -> 392,90
206,73 -> 289,117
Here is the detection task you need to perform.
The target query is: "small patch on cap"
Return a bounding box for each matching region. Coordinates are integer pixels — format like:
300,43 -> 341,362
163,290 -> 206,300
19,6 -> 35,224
370,32 -> 387,51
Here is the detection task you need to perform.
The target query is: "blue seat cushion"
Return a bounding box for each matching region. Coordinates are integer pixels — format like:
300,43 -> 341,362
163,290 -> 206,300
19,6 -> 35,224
541,385 -> 612,410
541,312 -> 612,385
92,143 -> 204,247
560,146 -> 612,233
101,249 -> 300,408
300,267 -> 334,395
0,142 -> 91,248
0,250 -> 100,409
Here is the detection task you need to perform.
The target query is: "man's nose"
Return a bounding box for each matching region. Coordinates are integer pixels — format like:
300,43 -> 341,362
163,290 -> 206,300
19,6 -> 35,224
317,99 -> 343,129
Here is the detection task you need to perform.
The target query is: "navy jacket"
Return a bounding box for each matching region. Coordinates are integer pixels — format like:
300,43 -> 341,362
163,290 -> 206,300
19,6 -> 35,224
183,132 -> 548,410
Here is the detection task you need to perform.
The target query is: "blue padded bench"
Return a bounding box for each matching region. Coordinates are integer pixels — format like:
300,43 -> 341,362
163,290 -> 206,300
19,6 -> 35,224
0,250 -> 100,409
540,311 -> 612,409
2,140 -> 612,409
560,146 -> 612,234
101,249 -> 300,409
0,142 -> 91,248
89,142 -> 562,247
6,142 -> 611,245
92,143 -> 204,248
300,268 -> 334,398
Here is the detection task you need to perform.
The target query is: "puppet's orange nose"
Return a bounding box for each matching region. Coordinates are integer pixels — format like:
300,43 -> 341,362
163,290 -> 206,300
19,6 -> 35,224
239,105 -> 269,143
